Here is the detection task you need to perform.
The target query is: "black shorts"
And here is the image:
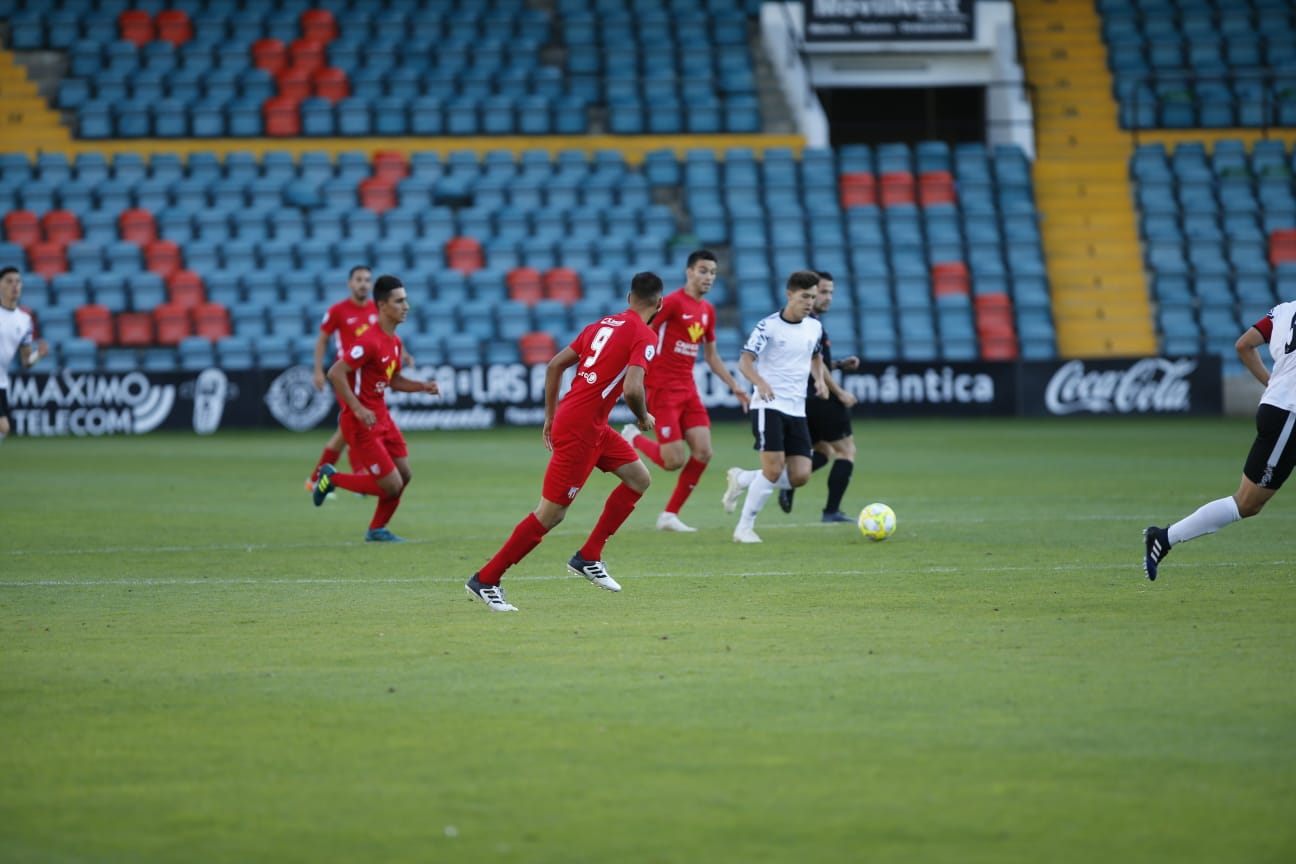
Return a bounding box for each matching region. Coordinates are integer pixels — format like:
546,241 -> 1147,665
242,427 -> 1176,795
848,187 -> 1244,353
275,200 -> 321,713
1243,403 -> 1296,490
805,394 -> 851,444
750,406 -> 813,458
0,388 -> 9,423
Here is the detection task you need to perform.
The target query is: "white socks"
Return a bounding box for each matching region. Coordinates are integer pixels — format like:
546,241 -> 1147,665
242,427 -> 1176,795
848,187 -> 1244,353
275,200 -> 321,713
737,469 -> 791,529
1168,496 -> 1241,546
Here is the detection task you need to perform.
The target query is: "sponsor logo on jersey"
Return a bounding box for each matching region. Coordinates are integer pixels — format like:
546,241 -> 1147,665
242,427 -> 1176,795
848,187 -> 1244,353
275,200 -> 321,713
687,321 -> 705,342
578,369 -> 599,385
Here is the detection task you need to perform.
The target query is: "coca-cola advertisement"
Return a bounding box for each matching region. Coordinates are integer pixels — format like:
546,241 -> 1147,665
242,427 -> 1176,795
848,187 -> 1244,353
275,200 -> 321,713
1020,356 -> 1223,417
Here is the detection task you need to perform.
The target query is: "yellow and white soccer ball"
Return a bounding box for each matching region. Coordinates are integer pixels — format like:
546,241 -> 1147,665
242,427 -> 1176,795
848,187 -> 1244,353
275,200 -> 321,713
857,503 -> 897,541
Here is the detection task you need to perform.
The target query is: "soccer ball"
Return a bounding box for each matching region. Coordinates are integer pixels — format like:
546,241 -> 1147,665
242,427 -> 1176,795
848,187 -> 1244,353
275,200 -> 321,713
857,503 -> 897,541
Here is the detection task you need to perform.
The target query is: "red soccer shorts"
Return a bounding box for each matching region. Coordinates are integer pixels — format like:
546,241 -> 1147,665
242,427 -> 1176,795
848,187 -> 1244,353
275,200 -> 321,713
341,410 -> 407,478
542,423 -> 638,505
646,387 -> 710,445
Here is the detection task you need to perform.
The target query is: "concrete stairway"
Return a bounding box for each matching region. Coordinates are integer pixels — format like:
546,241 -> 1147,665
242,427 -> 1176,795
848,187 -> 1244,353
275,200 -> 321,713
1016,0 -> 1157,357
0,47 -> 70,155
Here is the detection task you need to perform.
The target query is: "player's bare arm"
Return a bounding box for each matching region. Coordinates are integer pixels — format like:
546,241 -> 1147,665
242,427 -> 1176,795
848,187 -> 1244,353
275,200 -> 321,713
21,339 -> 49,367
811,355 -> 829,400
312,330 -> 332,390
703,341 -> 751,411
326,358 -> 376,427
542,345 -> 580,451
389,372 -> 439,395
1235,327 -> 1270,386
738,351 -> 775,402
622,365 -> 655,432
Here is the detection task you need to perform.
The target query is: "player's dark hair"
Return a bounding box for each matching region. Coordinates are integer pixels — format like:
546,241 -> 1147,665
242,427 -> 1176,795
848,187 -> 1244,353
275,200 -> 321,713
0,266 -> 19,280
630,271 -> 664,303
348,265 -> 371,278
686,249 -> 717,268
816,270 -> 834,282
373,274 -> 404,304
786,270 -> 820,293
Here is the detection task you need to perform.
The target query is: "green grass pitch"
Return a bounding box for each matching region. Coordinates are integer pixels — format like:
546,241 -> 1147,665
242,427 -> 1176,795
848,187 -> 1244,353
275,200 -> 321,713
2,417 -> 1293,864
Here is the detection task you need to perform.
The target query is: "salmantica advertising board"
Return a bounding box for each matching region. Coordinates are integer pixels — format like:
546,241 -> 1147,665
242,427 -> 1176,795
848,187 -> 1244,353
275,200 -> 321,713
6,357 -> 1224,437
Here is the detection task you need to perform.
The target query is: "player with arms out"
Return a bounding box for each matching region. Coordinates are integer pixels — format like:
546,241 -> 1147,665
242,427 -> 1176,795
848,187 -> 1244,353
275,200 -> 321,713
311,275 -> 439,542
1143,299 -> 1296,580
721,271 -> 828,543
622,250 -> 749,532
778,270 -> 862,523
466,272 -> 664,612
0,266 -> 49,444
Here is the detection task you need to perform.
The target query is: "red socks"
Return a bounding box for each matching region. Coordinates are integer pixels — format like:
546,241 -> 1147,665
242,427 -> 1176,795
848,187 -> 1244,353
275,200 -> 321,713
664,457 -> 707,516
579,483 -> 643,561
313,447 -> 341,481
479,513 -> 548,585
633,432 -> 667,469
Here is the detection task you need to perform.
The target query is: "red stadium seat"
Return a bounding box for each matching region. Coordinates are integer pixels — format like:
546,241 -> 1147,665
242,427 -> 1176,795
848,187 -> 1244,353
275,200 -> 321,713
445,236 -> 484,274
542,267 -> 583,304
980,336 -> 1020,361
931,261 -> 970,297
1269,228 -> 1296,267
289,38 -> 326,74
372,150 -> 409,183
358,178 -> 397,214
973,293 -> 1017,359
311,66 -> 350,102
263,96 -> 302,136
166,270 -> 206,308
879,171 -> 915,207
300,9 -> 338,43
115,311 -> 155,347
41,209 -> 82,246
154,9 -> 193,46
3,210 -> 41,247
506,267 -> 544,305
518,331 -> 558,365
144,239 -> 183,279
118,208 -> 157,245
275,65 -> 313,101
27,242 -> 67,280
252,38 -> 287,75
839,172 -> 876,209
918,170 -> 957,207
152,302 -> 192,346
117,10 -> 154,47
192,302 -> 232,340
75,304 -> 115,346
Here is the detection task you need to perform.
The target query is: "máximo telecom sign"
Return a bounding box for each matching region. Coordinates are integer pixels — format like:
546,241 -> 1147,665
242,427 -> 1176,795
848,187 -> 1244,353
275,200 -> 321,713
805,0 -> 976,41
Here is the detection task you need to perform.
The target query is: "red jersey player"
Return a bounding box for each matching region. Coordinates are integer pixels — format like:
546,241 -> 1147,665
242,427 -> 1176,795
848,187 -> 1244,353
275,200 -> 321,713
466,272 -> 665,612
623,250 -> 749,532
311,275 -> 440,542
307,265 -> 378,488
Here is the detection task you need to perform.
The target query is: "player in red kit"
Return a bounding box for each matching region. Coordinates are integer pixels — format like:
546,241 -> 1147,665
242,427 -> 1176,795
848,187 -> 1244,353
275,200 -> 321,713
311,275 -> 440,542
306,265 -> 377,489
622,250 -> 749,533
466,272 -> 665,612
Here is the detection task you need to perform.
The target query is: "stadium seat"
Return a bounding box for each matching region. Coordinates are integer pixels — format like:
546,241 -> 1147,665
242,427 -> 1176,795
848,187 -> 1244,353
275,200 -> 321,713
519,331 -> 558,364
118,10 -> 154,47
42,210 -> 82,247
506,267 -> 544,305
144,240 -> 183,279
4,210 -> 41,247
446,236 -> 484,274
115,311 -> 155,347
27,242 -> 68,280
167,271 -> 206,309
75,304 -> 115,346
192,302 -> 232,340
155,10 -> 193,47
543,267 -> 583,304
153,302 -> 192,345
301,9 -> 338,43
118,208 -> 157,245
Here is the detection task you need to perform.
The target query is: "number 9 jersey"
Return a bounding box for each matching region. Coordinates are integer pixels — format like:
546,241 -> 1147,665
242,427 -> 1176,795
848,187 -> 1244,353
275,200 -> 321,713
555,310 -> 657,434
